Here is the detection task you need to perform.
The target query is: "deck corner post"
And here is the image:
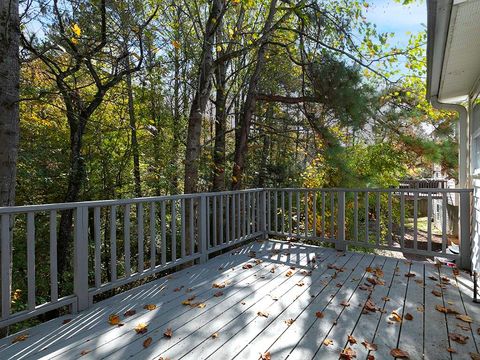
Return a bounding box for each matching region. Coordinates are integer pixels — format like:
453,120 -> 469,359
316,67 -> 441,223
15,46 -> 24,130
260,189 -> 268,239
74,206 -> 89,311
199,195 -> 208,264
336,190 -> 347,252
458,191 -> 472,270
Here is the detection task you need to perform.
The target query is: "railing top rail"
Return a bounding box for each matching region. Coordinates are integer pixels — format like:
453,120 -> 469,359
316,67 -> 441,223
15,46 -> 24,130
0,188 -> 265,214
266,187 -> 473,193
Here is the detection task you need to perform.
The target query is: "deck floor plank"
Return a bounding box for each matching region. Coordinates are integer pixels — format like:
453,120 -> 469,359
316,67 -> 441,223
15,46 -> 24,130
0,240 -> 478,360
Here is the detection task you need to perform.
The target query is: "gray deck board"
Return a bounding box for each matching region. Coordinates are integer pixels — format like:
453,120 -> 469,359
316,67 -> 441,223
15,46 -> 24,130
0,240 -> 479,360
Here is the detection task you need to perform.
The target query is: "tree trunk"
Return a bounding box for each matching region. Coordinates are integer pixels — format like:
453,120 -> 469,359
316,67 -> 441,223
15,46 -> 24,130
126,67 -> 142,198
184,0 -> 224,194
232,0 -> 277,190
171,7 -> 181,194
0,0 -> 19,337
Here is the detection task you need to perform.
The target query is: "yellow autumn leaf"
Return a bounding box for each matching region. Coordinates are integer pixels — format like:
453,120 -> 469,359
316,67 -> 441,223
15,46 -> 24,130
108,314 -> 120,325
71,23 -> 81,37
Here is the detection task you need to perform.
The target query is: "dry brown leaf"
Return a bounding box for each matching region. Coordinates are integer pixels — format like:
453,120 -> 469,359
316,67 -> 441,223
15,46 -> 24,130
214,291 -> 224,297
173,286 -> 184,292
134,323 -> 148,334
285,318 -> 295,326
286,270 -> 294,277
457,323 -> 471,331
257,311 -> 269,318
382,296 -> 390,301
417,305 -> 424,312
364,299 -> 377,313
456,314 -> 473,323
260,352 -> 271,360
11,334 -> 28,344
144,304 -> 156,311
404,313 -> 413,321
124,309 -> 136,317
441,276 -> 450,284
428,275 -> 438,281
323,338 -> 334,346
297,281 -> 305,287
316,311 -> 324,319
449,332 -> 469,344
366,277 -> 384,286
453,268 -> 460,276
339,347 -> 356,359
390,311 -> 402,322
367,355 -> 375,360
211,332 -> 219,339
432,290 -> 442,297
143,337 -> 152,348
301,270 -> 312,276
347,335 -> 357,344
212,282 -> 226,289
436,305 -> 459,314
164,328 -> 173,338
447,347 -> 457,353
362,340 -> 377,351
470,352 -> 480,360
243,264 -> 253,269
108,314 -> 121,326
341,301 -> 350,307
390,348 -> 409,358
366,266 -> 373,273
270,267 -> 275,273
62,319 -> 72,325
196,303 -> 207,309
80,349 -> 90,356
254,259 -> 263,265
404,272 -> 416,278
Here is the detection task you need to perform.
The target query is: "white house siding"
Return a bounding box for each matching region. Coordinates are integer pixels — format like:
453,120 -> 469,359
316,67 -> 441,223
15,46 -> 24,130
472,104 -> 480,272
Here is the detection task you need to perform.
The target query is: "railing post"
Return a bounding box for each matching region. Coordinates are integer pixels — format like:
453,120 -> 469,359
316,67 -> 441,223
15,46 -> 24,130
74,206 -> 89,311
199,195 -> 208,264
458,191 -> 472,270
260,190 -> 268,239
336,190 -> 347,252
1,214 -> 11,320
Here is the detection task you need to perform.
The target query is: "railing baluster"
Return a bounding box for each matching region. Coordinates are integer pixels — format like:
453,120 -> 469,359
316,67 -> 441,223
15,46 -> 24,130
150,202 -> 157,268
242,193 -> 246,238
442,192 -> 447,254
1,214 -> 11,318
213,196 -> 217,247
267,190 -> 271,233
413,192 -> 418,250
330,192 -> 334,241
312,191 -> 317,237
206,197 -> 210,248
219,196 -> 224,245
137,203 -> 144,272
74,207 -> 89,311
50,210 -> 58,302
354,192 -> 358,242
375,192 -> 380,246
387,192 -> 393,247
180,199 -> 185,257
226,195 -> 230,242
274,191 -> 278,232
27,212 -> 35,310
231,193 -> 235,241
365,192 -> 369,243
247,192 -> 251,235
170,200 -> 176,262
124,204 -> 131,277
110,205 -> 117,282
288,191 -> 292,236
321,192 -> 326,240
304,191 -> 308,238
296,191 -> 300,237
400,192 -> 405,249
427,193 -> 432,253
237,193 -> 241,239
161,201 -> 166,265
281,191 -> 285,234
93,207 -> 101,288
190,198 -> 194,253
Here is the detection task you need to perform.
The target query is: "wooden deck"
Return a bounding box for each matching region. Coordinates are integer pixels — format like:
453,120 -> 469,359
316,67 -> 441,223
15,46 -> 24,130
0,240 -> 478,360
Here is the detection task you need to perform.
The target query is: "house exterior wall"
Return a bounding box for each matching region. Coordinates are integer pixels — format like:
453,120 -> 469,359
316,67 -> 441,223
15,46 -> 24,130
471,102 -> 480,272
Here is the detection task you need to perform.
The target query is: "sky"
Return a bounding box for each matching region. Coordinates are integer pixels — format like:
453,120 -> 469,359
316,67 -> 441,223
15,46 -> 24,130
365,0 -> 427,47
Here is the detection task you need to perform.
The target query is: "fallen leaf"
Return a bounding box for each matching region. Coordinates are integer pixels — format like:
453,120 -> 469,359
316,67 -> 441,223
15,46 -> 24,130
270,267 -> 275,273
62,319 -> 72,325
417,305 -> 424,312
212,282 -> 226,289
428,275 -> 438,281
214,291 -> 224,297
404,313 -> 413,321
243,264 -> 253,269
80,349 -> 90,356
108,314 -> 121,325
173,286 -> 184,292
316,311 -> 324,318
405,272 -> 416,278
453,268 -> 460,276
254,259 -> 263,265
441,276 -> 450,284
323,338 -> 334,346
470,353 -> 480,360
432,290 -> 442,297
390,348 -> 409,358
457,323 -> 471,331
447,347 -> 457,353
348,335 -> 357,344
286,270 -> 293,277
340,347 -> 356,359
297,281 -> 305,287
144,304 -> 156,311
196,303 -> 207,309
367,355 -> 375,360
257,311 -> 269,318
449,332 -> 469,344
436,305 -> 459,314
390,311 -> 402,322
211,332 -> 219,339
260,352 -> 271,360
366,277 -> 384,286
124,309 -> 136,317
362,340 -> 377,351
456,314 -> 473,323
364,299 -> 377,313
143,337 -> 152,348
285,318 -> 295,326
11,334 -> 28,344
382,296 -> 390,301
341,301 -> 350,307
134,323 -> 148,334
164,328 -> 173,338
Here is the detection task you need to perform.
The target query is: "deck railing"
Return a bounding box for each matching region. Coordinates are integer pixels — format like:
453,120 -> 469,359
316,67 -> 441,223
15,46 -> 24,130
0,187 -> 472,328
